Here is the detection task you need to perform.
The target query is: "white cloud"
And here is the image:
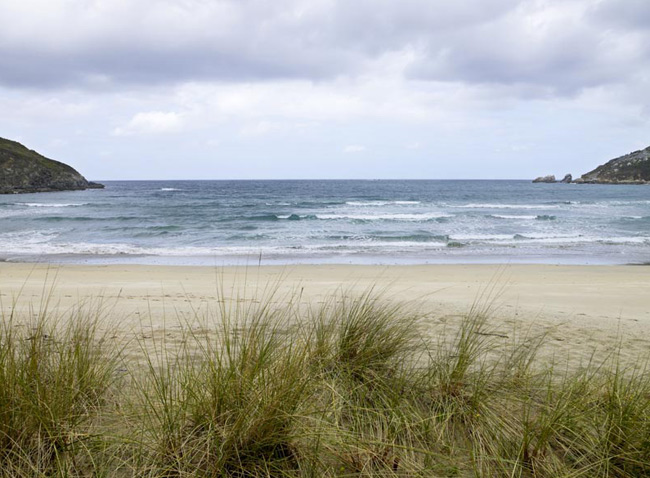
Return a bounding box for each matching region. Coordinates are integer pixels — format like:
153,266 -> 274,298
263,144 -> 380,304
407,0 -> 650,97
112,111 -> 184,136
239,120 -> 285,137
343,144 -> 366,153
1,0 -> 650,180
5,0 -> 646,99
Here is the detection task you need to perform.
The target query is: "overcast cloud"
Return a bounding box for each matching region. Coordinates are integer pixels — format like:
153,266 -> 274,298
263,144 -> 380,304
0,0 -> 648,179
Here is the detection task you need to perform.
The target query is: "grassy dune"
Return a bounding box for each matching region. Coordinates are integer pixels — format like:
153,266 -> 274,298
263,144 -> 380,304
0,286 -> 649,477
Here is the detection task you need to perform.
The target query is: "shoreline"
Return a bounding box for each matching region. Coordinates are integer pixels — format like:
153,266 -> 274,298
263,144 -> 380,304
1,253 -> 645,267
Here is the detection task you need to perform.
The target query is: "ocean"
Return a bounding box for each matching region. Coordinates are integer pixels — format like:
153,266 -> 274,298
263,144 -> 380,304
1,180 -> 649,265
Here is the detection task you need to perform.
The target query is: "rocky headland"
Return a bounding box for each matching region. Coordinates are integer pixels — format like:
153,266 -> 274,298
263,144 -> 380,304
0,137 -> 103,194
534,145 -> 649,184
574,146 -> 650,184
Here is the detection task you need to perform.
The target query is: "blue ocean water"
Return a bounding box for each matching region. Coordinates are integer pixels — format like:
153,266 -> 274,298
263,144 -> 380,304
0,180 -> 649,265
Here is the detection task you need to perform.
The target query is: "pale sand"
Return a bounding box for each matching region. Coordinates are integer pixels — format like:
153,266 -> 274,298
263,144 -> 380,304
1,262 -> 649,367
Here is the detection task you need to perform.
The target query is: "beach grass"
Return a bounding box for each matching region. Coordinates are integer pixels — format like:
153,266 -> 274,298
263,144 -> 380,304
0,284 -> 649,477
0,301 -> 121,477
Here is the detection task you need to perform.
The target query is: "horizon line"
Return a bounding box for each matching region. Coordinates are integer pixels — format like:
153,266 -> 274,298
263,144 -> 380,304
91,178 -> 539,182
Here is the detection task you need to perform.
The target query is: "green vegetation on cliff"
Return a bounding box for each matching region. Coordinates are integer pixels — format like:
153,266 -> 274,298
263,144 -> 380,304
577,146 -> 650,184
0,137 -> 103,194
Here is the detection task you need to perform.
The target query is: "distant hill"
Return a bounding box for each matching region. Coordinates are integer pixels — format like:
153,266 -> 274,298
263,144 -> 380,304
0,137 -> 103,194
576,146 -> 650,184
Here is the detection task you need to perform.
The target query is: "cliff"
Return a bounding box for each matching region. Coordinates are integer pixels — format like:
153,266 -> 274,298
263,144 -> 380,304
0,137 -> 103,194
576,146 -> 650,184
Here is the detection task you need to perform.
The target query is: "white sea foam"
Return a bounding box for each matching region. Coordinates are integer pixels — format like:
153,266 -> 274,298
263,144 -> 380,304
18,203 -> 87,208
454,203 -> 559,210
160,188 -> 181,191
518,236 -> 650,245
316,213 -> 452,221
448,233 -> 650,246
606,200 -> 650,206
346,200 -> 421,206
491,214 -> 538,220
450,234 -> 514,242
0,231 -> 60,253
2,235 -> 648,259
1,240 -> 203,257
0,203 -> 86,218
0,233 -> 448,258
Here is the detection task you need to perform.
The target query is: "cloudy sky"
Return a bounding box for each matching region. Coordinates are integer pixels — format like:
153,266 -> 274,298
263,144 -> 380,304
1,0 -> 649,180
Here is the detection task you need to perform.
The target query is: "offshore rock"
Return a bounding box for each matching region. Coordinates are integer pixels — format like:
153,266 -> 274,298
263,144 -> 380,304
560,174 -> 572,183
532,175 -> 556,183
0,137 -> 103,194
578,146 -> 650,184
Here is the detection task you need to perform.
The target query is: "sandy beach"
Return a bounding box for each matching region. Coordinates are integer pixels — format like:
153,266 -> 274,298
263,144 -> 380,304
1,262 -> 648,367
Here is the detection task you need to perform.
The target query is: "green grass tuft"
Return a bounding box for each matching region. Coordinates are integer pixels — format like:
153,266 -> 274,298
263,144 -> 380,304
0,309 -> 120,477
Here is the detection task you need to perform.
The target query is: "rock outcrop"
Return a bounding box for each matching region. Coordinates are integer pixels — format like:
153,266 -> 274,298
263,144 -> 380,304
532,174 -> 574,183
532,175 -> 556,183
0,137 -> 103,194
576,146 -> 650,184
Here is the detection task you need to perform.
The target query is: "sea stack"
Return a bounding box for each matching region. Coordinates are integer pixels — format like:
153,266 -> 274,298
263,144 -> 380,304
0,137 -> 103,194
532,175 -> 556,183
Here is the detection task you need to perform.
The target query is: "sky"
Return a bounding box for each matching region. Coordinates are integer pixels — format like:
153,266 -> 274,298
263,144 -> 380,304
0,0 -> 649,180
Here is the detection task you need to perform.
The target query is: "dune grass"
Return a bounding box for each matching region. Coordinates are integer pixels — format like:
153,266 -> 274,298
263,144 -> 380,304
1,285 -> 649,477
0,304 -> 120,477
